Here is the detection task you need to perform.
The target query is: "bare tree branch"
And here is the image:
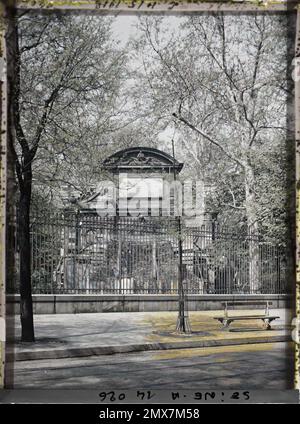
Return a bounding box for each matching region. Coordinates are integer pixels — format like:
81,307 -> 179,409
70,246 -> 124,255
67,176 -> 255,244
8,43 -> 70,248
172,111 -> 245,168
20,21 -> 51,54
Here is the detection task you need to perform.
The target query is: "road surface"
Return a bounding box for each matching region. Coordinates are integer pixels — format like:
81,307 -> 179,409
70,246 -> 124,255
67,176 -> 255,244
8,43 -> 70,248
6,342 -> 294,389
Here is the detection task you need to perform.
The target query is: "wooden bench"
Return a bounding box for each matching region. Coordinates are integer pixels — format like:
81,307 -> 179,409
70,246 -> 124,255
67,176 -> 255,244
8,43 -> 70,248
214,301 -> 280,330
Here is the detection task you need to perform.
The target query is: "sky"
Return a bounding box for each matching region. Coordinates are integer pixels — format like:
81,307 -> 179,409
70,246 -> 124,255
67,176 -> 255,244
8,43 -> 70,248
110,14 -> 185,46
111,14 -> 138,46
110,14 -> 185,152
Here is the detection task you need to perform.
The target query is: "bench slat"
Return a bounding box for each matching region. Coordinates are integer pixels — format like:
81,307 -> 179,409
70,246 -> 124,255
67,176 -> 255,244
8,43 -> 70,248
214,316 -> 279,320
223,301 -> 273,306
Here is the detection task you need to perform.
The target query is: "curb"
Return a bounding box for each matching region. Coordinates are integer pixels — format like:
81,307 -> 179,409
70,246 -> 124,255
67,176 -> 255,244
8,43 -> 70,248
6,334 -> 292,362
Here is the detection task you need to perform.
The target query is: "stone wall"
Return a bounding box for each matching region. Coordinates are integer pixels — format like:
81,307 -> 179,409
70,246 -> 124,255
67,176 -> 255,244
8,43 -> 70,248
6,293 -> 292,315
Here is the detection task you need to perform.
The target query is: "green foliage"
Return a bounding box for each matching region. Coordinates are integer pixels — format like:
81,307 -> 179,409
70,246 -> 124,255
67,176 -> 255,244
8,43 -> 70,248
18,12 -> 293,245
18,12 -> 129,203
128,13 -> 292,243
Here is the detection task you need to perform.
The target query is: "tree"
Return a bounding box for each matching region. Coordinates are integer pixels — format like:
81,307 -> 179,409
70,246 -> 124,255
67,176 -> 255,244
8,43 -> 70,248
5,9 -> 127,341
130,13 -> 291,291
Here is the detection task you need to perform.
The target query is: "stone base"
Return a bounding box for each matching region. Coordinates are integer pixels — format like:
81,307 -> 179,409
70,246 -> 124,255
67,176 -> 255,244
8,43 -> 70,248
5,293 -> 292,315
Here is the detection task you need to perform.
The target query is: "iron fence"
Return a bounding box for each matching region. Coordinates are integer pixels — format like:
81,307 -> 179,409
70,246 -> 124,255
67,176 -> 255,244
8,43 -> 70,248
9,211 -> 290,295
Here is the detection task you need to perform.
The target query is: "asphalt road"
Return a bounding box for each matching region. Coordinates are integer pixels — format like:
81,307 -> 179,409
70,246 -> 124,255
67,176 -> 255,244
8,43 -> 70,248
6,342 -> 294,389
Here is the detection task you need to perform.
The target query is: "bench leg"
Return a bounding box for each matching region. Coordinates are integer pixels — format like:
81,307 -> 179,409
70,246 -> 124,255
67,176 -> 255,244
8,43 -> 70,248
262,319 -> 272,330
221,319 -> 232,330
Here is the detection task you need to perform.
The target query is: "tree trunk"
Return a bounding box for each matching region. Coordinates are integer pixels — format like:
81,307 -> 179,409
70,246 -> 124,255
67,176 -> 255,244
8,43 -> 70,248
18,164 -> 35,342
5,5 -> 35,341
152,239 -> 159,292
175,217 -> 191,333
244,161 -> 260,293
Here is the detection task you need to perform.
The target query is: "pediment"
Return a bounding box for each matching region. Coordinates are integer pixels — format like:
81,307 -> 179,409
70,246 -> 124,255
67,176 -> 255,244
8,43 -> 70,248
103,147 -> 183,173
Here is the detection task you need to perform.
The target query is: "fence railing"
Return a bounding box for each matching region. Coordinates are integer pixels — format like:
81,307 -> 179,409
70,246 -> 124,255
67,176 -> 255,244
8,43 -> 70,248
9,212 -> 290,295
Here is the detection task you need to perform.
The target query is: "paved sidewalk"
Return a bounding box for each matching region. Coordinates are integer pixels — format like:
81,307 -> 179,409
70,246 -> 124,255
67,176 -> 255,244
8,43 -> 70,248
6,309 -> 292,361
